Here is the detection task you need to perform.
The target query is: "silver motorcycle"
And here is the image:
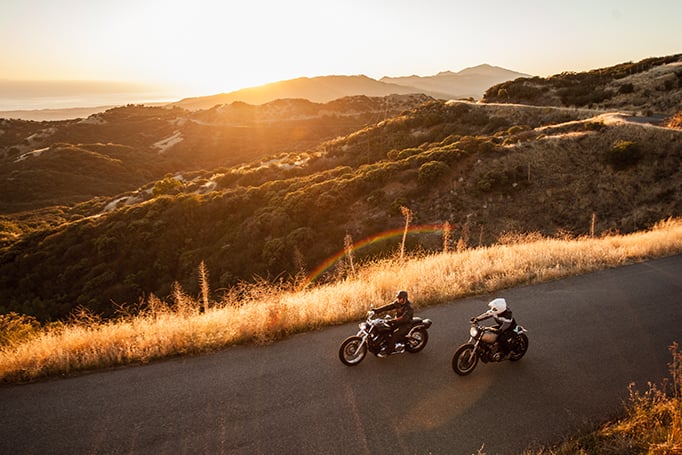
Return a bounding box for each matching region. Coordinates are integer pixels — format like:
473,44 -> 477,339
452,308 -> 529,375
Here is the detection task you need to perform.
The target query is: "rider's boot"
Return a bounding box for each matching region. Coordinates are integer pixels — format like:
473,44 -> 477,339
377,341 -> 389,357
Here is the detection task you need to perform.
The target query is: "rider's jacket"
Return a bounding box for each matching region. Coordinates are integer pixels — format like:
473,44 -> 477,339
376,299 -> 414,326
492,308 -> 516,333
477,308 -> 516,333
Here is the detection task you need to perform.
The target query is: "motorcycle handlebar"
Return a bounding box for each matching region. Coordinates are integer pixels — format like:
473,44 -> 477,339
470,310 -> 494,323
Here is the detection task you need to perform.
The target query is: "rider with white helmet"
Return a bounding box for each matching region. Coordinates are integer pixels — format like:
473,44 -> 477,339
472,298 -> 517,354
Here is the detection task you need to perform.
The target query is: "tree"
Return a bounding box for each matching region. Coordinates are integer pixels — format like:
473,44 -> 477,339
152,177 -> 184,197
605,140 -> 642,170
262,237 -> 287,269
418,160 -> 450,185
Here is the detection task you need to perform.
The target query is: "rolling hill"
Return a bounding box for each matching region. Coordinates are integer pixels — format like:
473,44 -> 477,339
483,54 -> 682,116
0,95 -> 431,213
0,54 -> 680,321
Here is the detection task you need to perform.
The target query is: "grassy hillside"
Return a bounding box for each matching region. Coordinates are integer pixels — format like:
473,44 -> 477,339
0,95 -> 430,213
1,100 -> 680,321
0,55 -> 680,323
483,54 -> 682,115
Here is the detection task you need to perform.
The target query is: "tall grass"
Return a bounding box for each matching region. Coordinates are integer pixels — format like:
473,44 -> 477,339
1,218 -> 681,384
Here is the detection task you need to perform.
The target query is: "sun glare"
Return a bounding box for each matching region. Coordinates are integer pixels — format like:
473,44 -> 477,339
108,2 -> 324,97
3,1 -> 681,104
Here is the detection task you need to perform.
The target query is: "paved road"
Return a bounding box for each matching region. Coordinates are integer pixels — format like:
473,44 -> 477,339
2,255 -> 681,455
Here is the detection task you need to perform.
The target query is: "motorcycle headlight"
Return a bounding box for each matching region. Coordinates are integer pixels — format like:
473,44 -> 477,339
359,322 -> 369,331
470,326 -> 479,337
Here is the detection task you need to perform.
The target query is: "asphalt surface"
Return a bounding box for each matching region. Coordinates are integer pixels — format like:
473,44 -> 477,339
2,255 -> 681,455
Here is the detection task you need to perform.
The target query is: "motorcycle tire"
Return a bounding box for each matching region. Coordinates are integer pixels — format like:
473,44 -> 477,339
405,328 -> 429,353
509,333 -> 529,361
339,336 -> 367,366
452,344 -> 478,375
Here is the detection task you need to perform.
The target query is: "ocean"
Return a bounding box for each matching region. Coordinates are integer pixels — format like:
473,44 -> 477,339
0,80 -> 183,111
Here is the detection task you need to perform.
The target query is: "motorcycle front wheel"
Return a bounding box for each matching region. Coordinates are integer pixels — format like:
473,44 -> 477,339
452,344 -> 478,375
406,328 -> 429,353
339,336 -> 367,366
509,333 -> 529,361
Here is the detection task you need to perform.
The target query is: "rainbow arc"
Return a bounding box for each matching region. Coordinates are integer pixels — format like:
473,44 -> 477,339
303,224 -> 446,287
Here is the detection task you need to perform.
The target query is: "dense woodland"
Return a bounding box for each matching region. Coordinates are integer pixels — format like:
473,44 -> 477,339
1,55 -> 681,321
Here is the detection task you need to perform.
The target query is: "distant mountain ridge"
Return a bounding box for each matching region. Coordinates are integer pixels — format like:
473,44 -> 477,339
173,75 -> 425,110
380,64 -> 529,99
173,64 -> 528,110
0,64 -> 528,120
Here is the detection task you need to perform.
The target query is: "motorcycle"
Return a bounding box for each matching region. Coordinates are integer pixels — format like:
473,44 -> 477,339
338,309 -> 432,366
452,301 -> 529,376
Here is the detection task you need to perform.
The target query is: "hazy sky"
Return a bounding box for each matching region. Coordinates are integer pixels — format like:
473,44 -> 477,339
2,0 -> 681,98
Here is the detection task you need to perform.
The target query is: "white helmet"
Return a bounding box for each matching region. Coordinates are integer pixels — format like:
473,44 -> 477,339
488,298 -> 507,315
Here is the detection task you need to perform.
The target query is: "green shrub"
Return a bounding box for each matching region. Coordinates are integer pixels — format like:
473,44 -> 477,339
477,173 -> 494,192
418,161 -> 450,185
559,85 -> 613,107
585,121 -> 605,131
605,140 -> 643,170
397,148 -> 422,160
152,176 -> 184,197
618,83 -> 635,94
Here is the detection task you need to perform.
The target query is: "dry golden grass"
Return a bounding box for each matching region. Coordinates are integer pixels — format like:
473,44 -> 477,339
1,218 -> 681,384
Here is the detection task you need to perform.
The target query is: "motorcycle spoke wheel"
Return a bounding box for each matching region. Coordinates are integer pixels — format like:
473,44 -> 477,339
339,336 -> 367,366
406,328 -> 429,353
509,333 -> 529,361
452,344 -> 478,376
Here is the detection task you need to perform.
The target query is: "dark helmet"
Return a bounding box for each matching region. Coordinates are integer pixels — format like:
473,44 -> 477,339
396,290 -> 408,300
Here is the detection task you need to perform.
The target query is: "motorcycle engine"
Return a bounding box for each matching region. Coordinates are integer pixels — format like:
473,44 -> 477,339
490,342 -> 506,362
480,342 -> 500,363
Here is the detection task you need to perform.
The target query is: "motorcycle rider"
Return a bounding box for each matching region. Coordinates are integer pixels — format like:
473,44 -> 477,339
471,298 -> 516,357
375,290 -> 414,356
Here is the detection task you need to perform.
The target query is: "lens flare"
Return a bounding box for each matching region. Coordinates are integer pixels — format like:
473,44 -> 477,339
303,224 -> 445,287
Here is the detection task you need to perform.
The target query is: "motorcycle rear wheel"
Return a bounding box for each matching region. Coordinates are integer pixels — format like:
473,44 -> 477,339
339,336 -> 367,366
406,328 -> 429,353
509,333 -> 529,361
452,344 -> 478,375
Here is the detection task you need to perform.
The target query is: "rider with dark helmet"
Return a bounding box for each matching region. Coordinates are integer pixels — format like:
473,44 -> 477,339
375,290 -> 414,356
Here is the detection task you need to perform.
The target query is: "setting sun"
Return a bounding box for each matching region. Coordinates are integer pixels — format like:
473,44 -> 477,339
1,0 -> 682,109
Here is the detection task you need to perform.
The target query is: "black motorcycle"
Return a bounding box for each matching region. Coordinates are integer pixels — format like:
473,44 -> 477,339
339,309 -> 432,366
452,308 -> 529,376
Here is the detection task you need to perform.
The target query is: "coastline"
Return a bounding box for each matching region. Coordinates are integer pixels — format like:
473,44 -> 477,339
0,105 -> 116,121
0,100 -> 174,121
